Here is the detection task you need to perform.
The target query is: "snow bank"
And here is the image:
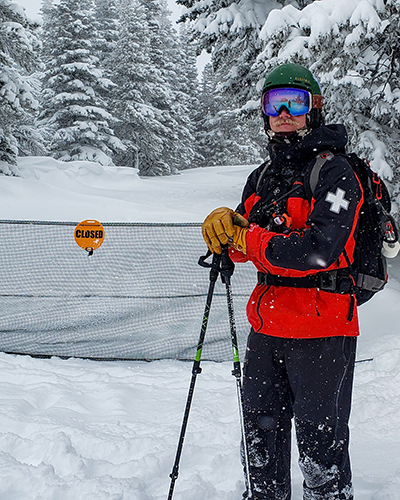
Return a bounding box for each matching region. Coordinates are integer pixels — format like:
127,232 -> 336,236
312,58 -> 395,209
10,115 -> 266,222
0,157 -> 255,223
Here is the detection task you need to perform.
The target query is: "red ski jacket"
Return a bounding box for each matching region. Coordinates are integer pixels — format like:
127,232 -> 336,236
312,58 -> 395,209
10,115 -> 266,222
230,125 -> 363,339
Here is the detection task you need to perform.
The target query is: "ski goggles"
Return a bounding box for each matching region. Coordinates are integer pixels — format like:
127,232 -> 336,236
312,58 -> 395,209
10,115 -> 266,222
261,87 -> 312,117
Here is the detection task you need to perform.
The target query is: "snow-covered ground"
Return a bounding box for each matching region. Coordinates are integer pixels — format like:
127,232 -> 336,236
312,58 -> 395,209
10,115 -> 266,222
0,157 -> 400,499
2,157 -> 255,223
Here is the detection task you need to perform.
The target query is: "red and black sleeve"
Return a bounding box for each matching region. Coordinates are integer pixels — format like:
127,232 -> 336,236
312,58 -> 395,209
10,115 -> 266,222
245,156 -> 363,276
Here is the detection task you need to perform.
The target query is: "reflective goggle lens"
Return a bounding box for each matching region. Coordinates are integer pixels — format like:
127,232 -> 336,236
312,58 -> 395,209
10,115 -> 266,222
262,87 -> 312,117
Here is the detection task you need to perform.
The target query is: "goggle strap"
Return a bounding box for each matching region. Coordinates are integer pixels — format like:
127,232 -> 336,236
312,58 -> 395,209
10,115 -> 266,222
313,94 -> 323,109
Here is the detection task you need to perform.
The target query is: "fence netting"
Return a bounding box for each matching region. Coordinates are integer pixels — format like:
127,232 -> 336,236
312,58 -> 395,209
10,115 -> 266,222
0,221 -> 257,361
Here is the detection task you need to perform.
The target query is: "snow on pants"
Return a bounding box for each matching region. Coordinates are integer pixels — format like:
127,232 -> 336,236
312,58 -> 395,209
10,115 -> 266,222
242,329 -> 356,500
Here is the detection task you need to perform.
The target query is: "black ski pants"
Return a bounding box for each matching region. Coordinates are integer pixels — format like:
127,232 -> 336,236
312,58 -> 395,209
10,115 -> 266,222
242,329 -> 356,500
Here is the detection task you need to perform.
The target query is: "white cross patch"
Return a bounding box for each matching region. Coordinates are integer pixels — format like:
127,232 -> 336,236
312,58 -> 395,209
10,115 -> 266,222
325,188 -> 349,214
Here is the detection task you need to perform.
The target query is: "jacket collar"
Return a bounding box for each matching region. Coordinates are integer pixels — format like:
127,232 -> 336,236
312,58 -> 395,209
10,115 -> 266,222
267,124 -> 348,174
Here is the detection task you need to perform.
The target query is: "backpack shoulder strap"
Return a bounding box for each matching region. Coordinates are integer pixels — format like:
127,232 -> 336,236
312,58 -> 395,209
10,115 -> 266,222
255,159 -> 271,192
308,151 -> 335,195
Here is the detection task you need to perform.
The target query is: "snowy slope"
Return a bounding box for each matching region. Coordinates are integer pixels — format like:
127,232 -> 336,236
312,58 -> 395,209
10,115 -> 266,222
2,157 -> 255,223
0,157 -> 399,499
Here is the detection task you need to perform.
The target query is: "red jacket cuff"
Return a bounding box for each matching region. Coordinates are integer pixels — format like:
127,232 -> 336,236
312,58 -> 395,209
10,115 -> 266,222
245,223 -> 275,263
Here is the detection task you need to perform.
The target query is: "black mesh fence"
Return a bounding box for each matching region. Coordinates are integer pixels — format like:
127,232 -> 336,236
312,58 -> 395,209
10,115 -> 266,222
0,221 -> 256,361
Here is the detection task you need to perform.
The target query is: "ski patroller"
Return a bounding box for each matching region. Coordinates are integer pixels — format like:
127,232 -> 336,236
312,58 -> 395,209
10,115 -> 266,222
167,247 -> 252,500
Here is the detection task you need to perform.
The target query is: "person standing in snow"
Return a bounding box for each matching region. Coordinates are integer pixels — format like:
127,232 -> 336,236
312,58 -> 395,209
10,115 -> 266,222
202,63 -> 362,500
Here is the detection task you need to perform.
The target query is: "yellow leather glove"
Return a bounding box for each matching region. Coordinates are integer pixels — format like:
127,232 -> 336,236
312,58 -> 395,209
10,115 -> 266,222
202,207 -> 249,254
228,225 -> 248,254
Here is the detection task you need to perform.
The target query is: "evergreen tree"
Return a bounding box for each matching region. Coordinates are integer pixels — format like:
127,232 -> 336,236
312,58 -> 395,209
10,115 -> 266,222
142,0 -> 204,173
40,0 -> 123,166
197,62 -> 264,166
176,24 -> 203,169
39,0 -> 57,61
176,0 -> 315,164
38,0 -> 57,148
93,0 -> 120,67
177,1 -> 314,104
111,0 -> 201,175
162,16 -> 203,170
110,0 -> 168,174
92,0 -> 120,136
0,0 -> 42,175
196,63 -> 223,166
143,0 -> 190,173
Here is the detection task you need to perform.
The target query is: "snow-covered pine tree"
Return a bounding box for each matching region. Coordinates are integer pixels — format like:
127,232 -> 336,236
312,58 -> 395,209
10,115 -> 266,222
256,0 -> 400,214
176,0 -> 315,165
196,62 -> 263,166
110,0 -> 201,175
178,0 -> 276,107
109,0 -> 168,174
175,23 -> 204,169
368,0 -> 400,213
158,14 -> 203,171
196,63 -> 225,166
40,0 -> 123,166
141,0 -> 183,173
92,0 -> 120,136
176,0 -> 271,163
0,0 -> 42,175
39,0 -> 56,61
141,0 -> 204,173
93,0 -> 119,66
37,0 -> 58,150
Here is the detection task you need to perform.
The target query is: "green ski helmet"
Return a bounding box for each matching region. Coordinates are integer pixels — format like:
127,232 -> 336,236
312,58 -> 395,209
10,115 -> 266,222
261,63 -> 323,132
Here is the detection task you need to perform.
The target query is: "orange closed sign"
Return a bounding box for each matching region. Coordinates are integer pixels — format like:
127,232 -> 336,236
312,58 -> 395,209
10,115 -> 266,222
74,220 -> 104,255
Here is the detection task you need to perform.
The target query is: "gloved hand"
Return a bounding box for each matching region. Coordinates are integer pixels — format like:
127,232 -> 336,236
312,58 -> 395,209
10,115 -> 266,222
228,225 -> 248,254
202,207 -> 249,254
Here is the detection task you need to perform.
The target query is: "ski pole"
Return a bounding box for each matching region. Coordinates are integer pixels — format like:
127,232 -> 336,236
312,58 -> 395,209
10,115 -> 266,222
167,250 -> 221,500
219,246 -> 253,498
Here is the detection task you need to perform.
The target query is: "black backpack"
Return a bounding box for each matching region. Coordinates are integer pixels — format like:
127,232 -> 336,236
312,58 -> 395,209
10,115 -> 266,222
306,151 -> 398,305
